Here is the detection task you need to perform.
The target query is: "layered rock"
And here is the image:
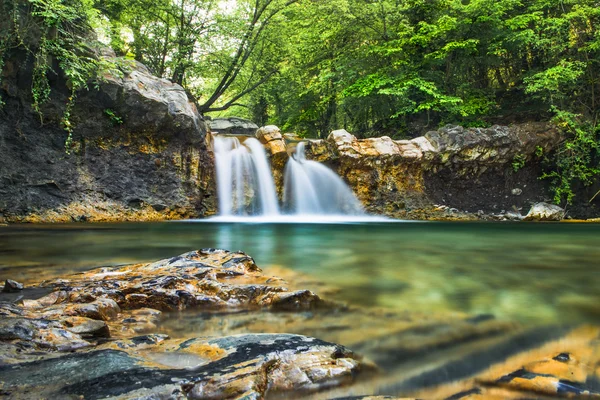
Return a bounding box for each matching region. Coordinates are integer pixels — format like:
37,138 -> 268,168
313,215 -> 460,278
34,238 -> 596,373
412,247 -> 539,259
0,48 -> 215,223
0,249 -> 372,398
256,125 -> 287,163
301,123 -> 564,219
209,117 -> 259,136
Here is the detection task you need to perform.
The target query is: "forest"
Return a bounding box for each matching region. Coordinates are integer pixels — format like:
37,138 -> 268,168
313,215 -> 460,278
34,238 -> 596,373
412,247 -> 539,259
1,0 -> 599,204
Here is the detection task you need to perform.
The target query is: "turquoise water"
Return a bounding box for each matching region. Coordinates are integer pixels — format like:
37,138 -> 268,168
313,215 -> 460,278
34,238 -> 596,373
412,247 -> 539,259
1,221 -> 599,325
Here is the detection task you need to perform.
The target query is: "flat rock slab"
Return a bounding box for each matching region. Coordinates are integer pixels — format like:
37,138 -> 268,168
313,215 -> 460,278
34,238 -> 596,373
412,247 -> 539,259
0,334 -> 369,399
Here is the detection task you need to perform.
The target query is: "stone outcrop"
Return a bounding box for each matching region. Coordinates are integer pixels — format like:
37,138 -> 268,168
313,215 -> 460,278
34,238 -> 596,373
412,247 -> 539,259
0,333 -> 367,399
256,125 -> 287,160
0,47 -> 215,223
209,117 -> 259,136
0,249 -> 371,398
524,202 -> 565,221
299,123 -> 566,219
256,125 -> 289,191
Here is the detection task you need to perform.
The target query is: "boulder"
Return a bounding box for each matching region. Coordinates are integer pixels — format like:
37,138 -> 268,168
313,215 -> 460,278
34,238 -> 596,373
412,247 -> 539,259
36,249 -> 325,312
0,50 -> 215,223
0,248 -> 326,360
0,250 -> 373,399
61,316 -> 110,338
3,279 -> 23,292
283,132 -> 302,142
209,117 -> 259,136
256,125 -> 288,165
524,202 -> 564,221
98,58 -> 203,139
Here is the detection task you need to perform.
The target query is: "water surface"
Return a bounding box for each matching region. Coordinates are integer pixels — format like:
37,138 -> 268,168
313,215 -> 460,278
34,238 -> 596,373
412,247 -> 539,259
1,221 -> 598,325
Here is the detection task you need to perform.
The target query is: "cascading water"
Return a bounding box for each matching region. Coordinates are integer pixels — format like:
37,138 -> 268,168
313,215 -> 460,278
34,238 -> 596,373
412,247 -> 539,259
213,136 -> 279,216
283,142 -> 364,215
213,135 -> 367,220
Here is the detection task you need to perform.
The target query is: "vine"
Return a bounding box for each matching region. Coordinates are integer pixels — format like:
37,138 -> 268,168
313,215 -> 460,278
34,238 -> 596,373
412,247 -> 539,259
3,0 -> 101,151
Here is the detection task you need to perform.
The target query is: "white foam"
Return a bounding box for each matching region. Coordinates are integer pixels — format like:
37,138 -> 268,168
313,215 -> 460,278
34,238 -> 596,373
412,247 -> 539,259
181,214 -> 404,224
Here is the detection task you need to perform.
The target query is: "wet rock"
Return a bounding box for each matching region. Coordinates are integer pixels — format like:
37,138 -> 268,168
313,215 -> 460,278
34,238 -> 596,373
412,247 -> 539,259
40,249 -> 325,313
21,290 -> 68,309
3,280 -> 23,293
0,334 -> 371,399
270,289 -> 323,310
64,298 -> 121,320
504,210 -> 524,221
524,202 -> 564,221
0,318 -> 36,341
256,125 -> 288,169
0,316 -> 92,355
209,117 -> 259,136
283,132 -> 301,142
407,325 -> 600,399
257,126 -> 287,153
62,317 -> 110,338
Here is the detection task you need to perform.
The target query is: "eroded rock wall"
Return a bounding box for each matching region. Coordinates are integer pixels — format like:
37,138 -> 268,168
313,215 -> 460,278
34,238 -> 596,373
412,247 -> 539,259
0,50 -> 216,223
302,123 -> 563,219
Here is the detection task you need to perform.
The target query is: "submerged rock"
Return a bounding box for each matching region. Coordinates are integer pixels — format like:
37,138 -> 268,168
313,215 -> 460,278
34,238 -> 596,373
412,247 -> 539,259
524,202 -> 564,221
34,249 -> 325,313
0,249 -> 326,361
1,249 -> 599,399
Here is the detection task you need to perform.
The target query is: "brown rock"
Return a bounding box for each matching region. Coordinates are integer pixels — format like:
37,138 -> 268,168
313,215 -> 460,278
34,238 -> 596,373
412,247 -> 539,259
298,124 -> 563,220
62,316 -> 110,338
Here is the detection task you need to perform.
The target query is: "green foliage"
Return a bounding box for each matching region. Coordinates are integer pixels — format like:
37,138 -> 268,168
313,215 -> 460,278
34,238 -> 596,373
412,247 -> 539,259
512,154 -> 526,172
103,108 -> 123,125
535,145 -> 544,158
2,0 -> 600,201
3,0 -> 101,150
541,110 -> 599,205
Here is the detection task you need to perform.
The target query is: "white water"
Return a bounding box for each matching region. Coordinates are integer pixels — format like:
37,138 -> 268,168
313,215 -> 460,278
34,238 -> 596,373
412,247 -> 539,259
213,136 -> 279,216
213,136 -> 375,222
283,142 -> 364,215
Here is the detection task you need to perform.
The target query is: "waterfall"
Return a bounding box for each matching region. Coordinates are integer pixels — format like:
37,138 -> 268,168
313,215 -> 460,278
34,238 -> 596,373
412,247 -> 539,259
213,136 -> 364,219
213,136 -> 279,216
283,142 -> 364,215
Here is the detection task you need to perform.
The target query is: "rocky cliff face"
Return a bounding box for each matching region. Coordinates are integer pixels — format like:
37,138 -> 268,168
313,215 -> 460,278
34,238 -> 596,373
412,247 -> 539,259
0,50 -> 215,223
299,123 -> 565,219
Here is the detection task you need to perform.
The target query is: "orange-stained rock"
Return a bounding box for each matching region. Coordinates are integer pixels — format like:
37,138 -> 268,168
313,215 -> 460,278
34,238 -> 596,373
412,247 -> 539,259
300,123 -> 563,220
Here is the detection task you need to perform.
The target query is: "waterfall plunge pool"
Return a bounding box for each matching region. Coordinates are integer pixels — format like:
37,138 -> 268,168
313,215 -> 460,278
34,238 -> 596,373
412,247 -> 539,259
1,220 -> 598,326
2,220 -> 599,397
